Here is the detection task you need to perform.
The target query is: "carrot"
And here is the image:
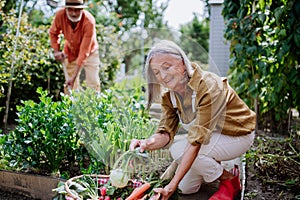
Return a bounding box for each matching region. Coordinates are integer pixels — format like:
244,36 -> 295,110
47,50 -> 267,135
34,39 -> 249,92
125,182 -> 151,200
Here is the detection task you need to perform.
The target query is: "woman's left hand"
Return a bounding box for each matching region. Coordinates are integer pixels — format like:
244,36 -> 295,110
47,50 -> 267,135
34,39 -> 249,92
153,183 -> 177,200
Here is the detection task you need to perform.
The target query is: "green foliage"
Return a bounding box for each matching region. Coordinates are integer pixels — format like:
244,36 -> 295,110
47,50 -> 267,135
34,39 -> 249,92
28,8 -> 53,26
70,85 -> 157,173
87,0 -> 167,32
180,15 -> 210,65
2,87 -> 80,175
96,23 -> 123,89
87,0 -> 169,77
0,134 -> 11,170
223,0 -> 300,132
0,0 -> 15,14
0,8 -> 63,123
0,4 -> 122,125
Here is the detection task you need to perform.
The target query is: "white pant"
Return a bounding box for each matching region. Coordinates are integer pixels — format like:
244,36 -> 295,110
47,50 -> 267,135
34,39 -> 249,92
169,131 -> 255,194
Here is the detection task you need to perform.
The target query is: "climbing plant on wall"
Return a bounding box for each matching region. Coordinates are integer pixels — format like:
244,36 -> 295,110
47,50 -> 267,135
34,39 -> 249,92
222,0 -> 300,133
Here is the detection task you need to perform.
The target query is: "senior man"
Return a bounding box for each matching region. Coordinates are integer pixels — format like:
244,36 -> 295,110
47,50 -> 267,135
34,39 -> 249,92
49,0 -> 101,92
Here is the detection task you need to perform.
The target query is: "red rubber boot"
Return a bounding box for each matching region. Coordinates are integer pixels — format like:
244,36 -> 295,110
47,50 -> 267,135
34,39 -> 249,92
230,165 -> 241,197
208,165 -> 241,200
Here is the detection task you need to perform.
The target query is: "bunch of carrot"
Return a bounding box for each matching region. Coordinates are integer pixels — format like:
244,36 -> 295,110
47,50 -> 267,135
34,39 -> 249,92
125,182 -> 151,200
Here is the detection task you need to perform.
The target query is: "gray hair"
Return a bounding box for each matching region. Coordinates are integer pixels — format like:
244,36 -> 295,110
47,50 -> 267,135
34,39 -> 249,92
145,40 -> 194,109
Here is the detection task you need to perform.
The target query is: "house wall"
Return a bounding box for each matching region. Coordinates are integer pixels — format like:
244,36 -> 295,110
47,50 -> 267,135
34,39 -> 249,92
208,0 -> 230,77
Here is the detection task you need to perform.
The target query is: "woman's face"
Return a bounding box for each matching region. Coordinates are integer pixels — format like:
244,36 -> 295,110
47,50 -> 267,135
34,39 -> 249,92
150,53 -> 187,91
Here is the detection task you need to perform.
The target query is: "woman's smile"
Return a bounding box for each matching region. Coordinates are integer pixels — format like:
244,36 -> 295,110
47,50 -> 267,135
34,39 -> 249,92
150,54 -> 186,92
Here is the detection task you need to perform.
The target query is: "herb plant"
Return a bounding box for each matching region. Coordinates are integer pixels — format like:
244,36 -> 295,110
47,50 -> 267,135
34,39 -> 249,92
2,88 -> 80,175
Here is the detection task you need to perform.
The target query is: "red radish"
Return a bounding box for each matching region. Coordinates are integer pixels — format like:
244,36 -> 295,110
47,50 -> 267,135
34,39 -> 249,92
104,196 -> 111,200
65,196 -> 74,200
100,186 -> 107,196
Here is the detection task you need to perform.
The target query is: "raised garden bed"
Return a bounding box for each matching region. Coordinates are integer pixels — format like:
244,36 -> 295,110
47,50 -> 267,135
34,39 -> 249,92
0,170 -> 63,200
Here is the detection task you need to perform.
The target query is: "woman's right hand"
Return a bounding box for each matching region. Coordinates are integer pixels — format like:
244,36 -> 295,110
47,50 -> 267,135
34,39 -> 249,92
130,132 -> 170,152
129,139 -> 148,152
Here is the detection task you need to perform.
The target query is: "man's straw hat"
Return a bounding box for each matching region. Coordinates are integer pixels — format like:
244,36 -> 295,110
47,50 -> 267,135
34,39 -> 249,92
64,0 -> 87,8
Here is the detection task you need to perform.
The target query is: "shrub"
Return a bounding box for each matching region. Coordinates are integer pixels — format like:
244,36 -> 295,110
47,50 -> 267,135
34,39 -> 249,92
2,87 -> 80,176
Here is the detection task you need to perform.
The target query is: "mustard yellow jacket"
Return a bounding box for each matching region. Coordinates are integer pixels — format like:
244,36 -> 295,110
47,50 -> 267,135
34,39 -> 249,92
156,63 -> 256,146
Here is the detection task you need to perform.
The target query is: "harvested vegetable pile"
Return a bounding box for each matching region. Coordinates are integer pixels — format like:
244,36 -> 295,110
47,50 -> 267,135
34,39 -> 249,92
52,149 -> 179,200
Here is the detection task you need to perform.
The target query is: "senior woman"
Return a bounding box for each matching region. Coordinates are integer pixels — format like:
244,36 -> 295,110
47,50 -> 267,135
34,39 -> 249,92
130,40 -> 256,200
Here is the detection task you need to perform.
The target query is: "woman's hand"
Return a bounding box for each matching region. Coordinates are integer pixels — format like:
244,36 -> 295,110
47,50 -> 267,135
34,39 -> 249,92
129,139 -> 142,151
129,138 -> 152,152
129,132 -> 170,152
153,183 -> 177,200
154,143 -> 201,199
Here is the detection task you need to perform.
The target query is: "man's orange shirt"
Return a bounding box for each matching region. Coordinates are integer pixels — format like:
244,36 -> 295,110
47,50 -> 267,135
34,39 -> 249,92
49,8 -> 99,67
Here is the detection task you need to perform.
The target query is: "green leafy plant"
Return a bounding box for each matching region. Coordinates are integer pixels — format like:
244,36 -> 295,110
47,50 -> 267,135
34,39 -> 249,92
223,0 -> 300,132
0,133 -> 11,170
2,87 -> 80,175
70,87 -> 158,174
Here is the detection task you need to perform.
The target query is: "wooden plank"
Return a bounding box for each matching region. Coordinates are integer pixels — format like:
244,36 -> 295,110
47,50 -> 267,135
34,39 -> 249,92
0,170 -> 64,200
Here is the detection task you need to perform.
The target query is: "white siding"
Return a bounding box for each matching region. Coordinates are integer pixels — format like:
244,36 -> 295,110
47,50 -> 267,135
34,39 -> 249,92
209,3 -> 230,77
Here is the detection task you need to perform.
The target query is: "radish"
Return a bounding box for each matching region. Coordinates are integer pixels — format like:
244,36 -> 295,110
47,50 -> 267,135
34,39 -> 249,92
100,186 -> 107,196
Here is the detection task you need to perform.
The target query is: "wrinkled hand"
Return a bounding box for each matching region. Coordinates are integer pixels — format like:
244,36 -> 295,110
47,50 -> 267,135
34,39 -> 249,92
65,75 -> 76,89
153,183 -> 177,200
129,139 -> 147,152
54,51 -> 66,62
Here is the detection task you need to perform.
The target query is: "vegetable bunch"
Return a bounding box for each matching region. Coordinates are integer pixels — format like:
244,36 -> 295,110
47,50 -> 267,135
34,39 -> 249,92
53,175 -> 155,200
110,148 -> 152,188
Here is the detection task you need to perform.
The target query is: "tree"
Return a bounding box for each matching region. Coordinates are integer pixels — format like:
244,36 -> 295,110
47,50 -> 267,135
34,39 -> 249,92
0,0 -> 170,126
179,14 -> 209,65
86,0 -> 169,74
